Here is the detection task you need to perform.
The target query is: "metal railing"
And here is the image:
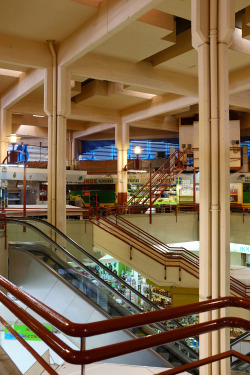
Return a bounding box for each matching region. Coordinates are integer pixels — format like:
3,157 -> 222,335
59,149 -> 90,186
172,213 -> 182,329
90,209 -> 250,297
127,149 -> 189,206
0,276 -> 250,375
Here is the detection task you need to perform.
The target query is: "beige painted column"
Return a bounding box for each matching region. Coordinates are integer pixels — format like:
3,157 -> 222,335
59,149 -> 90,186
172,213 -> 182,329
192,1 -> 234,374
115,121 -> 129,205
0,109 -> 12,163
218,1 -> 234,373
67,131 -> 76,168
192,3 -> 212,374
44,63 -> 55,226
56,66 -> 71,233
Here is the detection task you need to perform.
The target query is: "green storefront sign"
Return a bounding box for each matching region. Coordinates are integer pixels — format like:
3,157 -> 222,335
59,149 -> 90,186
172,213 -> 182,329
4,324 -> 52,341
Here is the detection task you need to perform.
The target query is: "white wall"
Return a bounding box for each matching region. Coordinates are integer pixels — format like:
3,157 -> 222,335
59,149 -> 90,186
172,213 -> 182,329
179,120 -> 241,168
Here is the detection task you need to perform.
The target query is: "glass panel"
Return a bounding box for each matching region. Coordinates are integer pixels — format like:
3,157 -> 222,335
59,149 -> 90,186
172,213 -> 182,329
6,218 -> 199,365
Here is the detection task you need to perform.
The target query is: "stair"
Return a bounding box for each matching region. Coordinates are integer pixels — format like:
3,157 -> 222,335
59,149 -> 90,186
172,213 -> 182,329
127,149 -> 190,207
0,346 -> 22,375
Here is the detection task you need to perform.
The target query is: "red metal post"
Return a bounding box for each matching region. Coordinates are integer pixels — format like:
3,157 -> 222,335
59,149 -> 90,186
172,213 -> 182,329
193,168 -> 196,203
81,337 -> 85,375
149,162 -> 152,224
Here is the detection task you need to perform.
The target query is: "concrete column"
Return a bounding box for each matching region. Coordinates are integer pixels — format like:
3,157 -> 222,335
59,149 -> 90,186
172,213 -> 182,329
115,121 -> 129,205
67,131 -> 75,168
191,1 -> 234,374
193,6 -> 212,371
218,1 -> 234,372
0,109 -> 12,163
44,54 -> 56,226
71,138 -> 76,167
47,115 -> 56,225
56,66 -> 71,233
241,145 -> 249,172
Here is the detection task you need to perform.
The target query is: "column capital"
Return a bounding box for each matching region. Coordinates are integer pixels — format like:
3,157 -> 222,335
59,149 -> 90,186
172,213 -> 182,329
115,121 -> 129,151
191,0 -> 210,50
218,0 -> 235,44
57,66 -> 71,117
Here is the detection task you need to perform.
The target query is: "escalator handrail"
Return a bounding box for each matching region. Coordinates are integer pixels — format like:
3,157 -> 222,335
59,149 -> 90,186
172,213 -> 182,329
231,351 -> 250,367
6,217 -> 199,355
230,331 -> 250,348
6,219 -> 149,315
10,239 -> 199,365
5,217 -> 177,313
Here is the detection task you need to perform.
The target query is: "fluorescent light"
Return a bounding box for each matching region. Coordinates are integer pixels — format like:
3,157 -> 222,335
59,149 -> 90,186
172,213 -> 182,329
127,169 -> 148,173
0,68 -> 23,77
33,114 -> 45,118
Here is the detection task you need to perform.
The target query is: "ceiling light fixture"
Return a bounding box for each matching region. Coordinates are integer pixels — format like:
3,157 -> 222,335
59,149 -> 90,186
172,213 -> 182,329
0,68 -> 23,77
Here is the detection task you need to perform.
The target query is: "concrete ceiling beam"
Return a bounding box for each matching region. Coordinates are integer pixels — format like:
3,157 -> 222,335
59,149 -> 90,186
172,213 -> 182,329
70,104 -> 120,123
58,0 -> 163,67
72,122 -> 115,138
122,94 -> 198,123
0,33 -> 51,69
70,53 -> 198,97
130,115 -> 178,132
1,69 -> 44,109
144,28 -> 192,66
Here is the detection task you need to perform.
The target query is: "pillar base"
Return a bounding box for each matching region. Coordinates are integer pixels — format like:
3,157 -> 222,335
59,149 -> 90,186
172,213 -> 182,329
117,192 -> 127,206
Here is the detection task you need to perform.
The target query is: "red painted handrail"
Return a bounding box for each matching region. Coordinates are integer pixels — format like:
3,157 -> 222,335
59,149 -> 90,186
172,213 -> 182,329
0,315 -> 57,375
1,275 -> 250,372
91,210 -> 250,296
127,149 -> 188,206
90,216 -> 199,278
0,276 -> 249,337
102,208 -> 199,258
155,350 -> 250,375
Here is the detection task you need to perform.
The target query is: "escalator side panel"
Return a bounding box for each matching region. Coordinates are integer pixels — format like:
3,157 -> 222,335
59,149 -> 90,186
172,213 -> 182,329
9,247 -> 169,368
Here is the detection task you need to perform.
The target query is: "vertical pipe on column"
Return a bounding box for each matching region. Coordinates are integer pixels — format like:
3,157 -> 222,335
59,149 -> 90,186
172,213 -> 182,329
210,1 -> 220,373
218,38 -> 231,375
197,38 -> 212,375
48,41 -> 57,227
210,0 -> 220,302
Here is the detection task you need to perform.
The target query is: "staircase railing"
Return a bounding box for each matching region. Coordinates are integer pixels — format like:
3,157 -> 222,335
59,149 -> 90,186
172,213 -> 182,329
0,276 -> 250,375
90,212 -> 199,280
91,210 -> 250,297
127,148 -> 190,206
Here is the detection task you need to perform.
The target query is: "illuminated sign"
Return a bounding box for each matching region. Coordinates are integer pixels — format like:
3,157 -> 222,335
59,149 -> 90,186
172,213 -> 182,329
68,178 -> 114,184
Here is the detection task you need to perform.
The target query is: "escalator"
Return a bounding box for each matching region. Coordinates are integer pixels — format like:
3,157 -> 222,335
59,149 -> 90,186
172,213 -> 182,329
230,332 -> 250,373
231,353 -> 250,373
4,217 -> 199,373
